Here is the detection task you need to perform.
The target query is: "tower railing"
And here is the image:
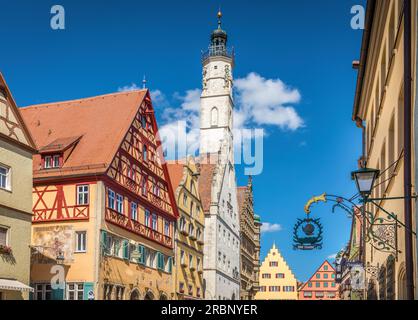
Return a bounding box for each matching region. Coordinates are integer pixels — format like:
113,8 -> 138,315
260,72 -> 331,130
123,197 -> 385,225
201,45 -> 234,62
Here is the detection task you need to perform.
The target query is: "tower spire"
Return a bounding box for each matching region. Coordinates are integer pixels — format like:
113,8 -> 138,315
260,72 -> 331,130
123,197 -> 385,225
142,75 -> 147,89
217,8 -> 222,29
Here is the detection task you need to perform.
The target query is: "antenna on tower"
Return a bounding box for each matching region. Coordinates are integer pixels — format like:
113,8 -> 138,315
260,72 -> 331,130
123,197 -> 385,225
142,75 -> 147,89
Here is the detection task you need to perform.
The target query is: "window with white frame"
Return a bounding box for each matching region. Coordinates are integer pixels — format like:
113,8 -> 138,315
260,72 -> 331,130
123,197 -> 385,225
0,226 -> 8,246
180,250 -> 185,265
131,202 -> 138,221
53,155 -> 60,168
188,224 -> 194,238
66,283 -> 84,300
164,220 -> 170,236
34,284 -> 52,300
179,216 -> 186,233
145,210 -> 151,227
108,189 -> 115,210
77,185 -> 89,205
151,213 -> 158,230
75,231 -> 87,253
141,176 -> 148,196
142,145 -> 148,162
44,156 -> 52,169
116,194 -> 124,213
0,165 -> 10,190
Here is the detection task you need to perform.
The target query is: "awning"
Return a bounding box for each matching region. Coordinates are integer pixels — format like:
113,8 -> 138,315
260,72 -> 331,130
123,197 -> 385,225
0,279 -> 34,292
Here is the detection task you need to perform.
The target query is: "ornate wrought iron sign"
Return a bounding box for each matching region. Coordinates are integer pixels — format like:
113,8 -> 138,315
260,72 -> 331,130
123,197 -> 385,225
293,217 -> 323,250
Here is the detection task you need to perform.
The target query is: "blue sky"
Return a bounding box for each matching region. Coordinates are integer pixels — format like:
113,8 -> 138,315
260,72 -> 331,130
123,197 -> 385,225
0,0 -> 366,281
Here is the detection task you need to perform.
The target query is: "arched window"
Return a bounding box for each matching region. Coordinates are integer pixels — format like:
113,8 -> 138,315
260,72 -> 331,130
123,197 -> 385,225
379,266 -> 387,300
398,263 -> 407,300
211,107 -> 218,127
130,289 -> 140,300
367,280 -> 378,300
386,255 -> 396,300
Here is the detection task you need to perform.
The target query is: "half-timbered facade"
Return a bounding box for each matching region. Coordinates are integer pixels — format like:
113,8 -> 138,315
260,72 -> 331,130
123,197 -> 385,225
21,90 -> 178,300
0,73 -> 36,300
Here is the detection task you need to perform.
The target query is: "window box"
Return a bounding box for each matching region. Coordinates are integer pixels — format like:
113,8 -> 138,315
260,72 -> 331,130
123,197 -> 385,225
0,244 -> 12,255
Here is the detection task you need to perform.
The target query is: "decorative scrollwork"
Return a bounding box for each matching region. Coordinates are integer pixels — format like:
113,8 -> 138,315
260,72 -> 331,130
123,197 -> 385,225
293,217 -> 323,250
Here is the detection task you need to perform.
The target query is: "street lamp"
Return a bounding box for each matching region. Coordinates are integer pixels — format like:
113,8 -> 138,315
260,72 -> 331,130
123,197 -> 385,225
351,168 -> 380,197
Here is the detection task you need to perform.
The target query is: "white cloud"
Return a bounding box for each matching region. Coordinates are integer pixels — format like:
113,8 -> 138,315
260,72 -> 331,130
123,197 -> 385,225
261,222 -> 283,234
328,253 -> 338,260
125,72 -> 304,160
118,83 -> 141,92
150,89 -> 169,107
234,72 -> 304,130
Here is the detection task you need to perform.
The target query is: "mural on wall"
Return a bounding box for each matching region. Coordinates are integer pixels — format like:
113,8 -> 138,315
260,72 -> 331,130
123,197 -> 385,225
32,226 -> 74,264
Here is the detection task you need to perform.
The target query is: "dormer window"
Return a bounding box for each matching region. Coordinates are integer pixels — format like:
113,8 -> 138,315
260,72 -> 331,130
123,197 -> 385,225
44,154 -> 61,169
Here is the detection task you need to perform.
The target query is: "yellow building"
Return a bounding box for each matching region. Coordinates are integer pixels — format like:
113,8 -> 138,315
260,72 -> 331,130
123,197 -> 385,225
255,243 -> 298,300
352,0 -> 417,299
21,90 -> 178,300
0,73 -> 37,300
167,157 -> 205,300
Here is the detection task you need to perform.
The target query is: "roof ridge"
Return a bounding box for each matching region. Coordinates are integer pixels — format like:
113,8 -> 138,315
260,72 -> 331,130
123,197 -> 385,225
20,89 -> 148,109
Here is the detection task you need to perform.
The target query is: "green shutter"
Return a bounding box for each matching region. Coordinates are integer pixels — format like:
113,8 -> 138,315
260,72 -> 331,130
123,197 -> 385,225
138,245 -> 145,265
83,282 -> 95,300
157,252 -> 164,271
123,240 -> 130,260
51,287 -> 65,300
101,230 -> 108,255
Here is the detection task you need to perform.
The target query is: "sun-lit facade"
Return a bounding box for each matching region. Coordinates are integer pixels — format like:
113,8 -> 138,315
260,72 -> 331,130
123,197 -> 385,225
255,243 -> 298,300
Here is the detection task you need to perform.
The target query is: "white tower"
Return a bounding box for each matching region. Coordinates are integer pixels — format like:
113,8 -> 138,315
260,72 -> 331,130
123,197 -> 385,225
200,10 -> 234,161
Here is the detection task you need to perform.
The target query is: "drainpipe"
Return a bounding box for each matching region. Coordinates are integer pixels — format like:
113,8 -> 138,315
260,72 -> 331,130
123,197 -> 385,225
404,0 -> 415,301
413,0 -> 418,301
355,117 -> 367,300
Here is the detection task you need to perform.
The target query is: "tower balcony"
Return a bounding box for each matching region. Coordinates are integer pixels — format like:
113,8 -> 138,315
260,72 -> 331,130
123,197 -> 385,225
201,45 -> 234,63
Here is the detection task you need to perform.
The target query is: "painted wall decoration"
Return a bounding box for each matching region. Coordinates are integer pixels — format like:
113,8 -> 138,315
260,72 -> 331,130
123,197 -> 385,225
32,225 -> 74,263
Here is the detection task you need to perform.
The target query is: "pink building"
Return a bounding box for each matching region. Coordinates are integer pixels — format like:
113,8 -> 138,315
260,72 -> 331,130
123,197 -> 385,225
298,261 -> 340,300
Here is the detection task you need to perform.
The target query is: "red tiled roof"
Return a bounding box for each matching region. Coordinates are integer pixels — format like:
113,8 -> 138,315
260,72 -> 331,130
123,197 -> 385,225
20,90 -> 147,179
166,161 -> 186,194
197,163 -> 216,212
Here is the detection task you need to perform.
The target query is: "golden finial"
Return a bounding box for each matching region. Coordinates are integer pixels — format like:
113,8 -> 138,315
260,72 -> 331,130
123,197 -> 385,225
217,8 -> 222,29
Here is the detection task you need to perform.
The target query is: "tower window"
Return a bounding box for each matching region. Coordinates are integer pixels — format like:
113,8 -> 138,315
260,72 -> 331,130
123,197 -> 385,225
211,107 -> 218,127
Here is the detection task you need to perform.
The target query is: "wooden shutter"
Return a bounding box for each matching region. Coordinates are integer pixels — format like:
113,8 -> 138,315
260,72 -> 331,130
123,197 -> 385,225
138,245 -> 145,265
51,286 -> 65,300
101,231 -> 108,255
83,282 -> 95,300
123,240 -> 130,260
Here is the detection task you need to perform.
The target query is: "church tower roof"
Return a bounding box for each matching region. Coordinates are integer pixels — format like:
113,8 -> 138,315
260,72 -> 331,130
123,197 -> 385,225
202,10 -> 234,63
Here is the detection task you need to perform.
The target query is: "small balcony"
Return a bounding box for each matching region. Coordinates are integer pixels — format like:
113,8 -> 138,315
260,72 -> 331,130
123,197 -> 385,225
201,45 -> 234,63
